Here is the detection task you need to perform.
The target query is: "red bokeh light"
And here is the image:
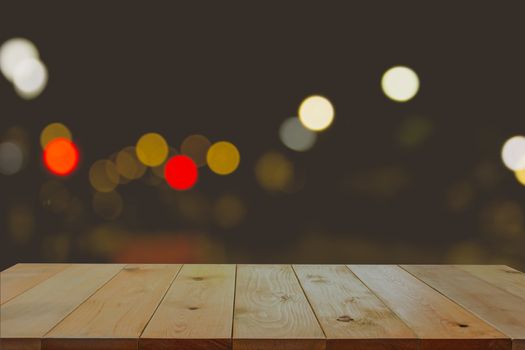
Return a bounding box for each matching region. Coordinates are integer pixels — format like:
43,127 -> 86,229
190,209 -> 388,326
43,138 -> 79,176
164,155 -> 198,190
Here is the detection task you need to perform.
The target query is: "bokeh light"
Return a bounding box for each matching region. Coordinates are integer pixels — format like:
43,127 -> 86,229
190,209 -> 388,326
279,117 -> 317,152
89,160 -> 120,192
298,95 -> 334,131
207,141 -> 240,175
396,116 -> 433,148
43,138 -> 79,176
92,190 -> 123,220
255,151 -> 294,192
181,134 -> 211,167
7,204 -> 35,244
0,38 -> 39,82
164,155 -> 198,190
40,123 -> 72,149
115,146 -> 146,180
39,180 -> 71,213
213,194 -> 246,229
13,57 -> 48,99
136,133 -> 169,167
381,66 -> 420,102
0,142 -> 24,175
515,169 -> 525,186
501,136 -> 525,171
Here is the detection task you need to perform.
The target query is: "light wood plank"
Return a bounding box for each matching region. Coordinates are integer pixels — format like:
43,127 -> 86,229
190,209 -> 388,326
350,265 -> 510,350
0,264 -> 124,350
294,265 -> 417,350
1,264 -> 70,305
233,265 -> 325,350
43,264 -> 182,350
457,265 -> 525,301
402,265 -> 525,350
140,264 -> 236,350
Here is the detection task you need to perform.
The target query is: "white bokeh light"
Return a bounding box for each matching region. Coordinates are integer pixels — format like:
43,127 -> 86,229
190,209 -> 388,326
298,95 -> 334,131
381,66 -> 420,102
0,142 -> 24,175
279,117 -> 317,152
501,136 -> 525,171
13,57 -> 48,99
0,38 -> 39,82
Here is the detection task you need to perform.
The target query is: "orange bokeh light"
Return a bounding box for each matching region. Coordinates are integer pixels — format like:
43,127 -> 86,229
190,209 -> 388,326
43,138 -> 79,176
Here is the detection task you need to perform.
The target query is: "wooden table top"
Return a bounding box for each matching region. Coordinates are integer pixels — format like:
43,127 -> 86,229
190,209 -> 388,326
1,264 -> 524,350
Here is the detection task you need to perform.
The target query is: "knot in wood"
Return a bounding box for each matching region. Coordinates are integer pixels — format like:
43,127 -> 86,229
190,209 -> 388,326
337,315 -> 354,322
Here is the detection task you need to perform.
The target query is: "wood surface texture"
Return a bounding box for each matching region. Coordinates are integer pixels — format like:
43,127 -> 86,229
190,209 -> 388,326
0,263 -> 70,305
402,265 -> 525,350
1,264 -> 523,350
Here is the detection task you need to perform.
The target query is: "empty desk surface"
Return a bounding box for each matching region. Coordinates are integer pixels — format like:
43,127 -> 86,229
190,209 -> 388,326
1,264 -> 524,350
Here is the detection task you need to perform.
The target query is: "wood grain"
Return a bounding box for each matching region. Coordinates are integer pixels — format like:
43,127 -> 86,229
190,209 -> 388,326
1,264 -> 70,305
0,264 -> 124,350
402,265 -> 525,350
233,265 -> 325,350
350,265 -> 510,350
294,265 -> 417,350
43,264 -> 181,350
140,264 -> 236,350
457,265 -> 525,301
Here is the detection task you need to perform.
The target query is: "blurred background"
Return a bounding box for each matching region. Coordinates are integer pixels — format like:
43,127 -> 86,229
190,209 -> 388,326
1,2 -> 524,271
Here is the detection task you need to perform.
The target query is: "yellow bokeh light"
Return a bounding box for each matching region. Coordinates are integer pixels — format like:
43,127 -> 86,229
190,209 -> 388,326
89,160 -> 120,193
381,66 -> 420,102
207,141 -> 240,175
181,134 -> 211,167
136,133 -> 169,167
115,146 -> 146,180
255,151 -> 294,192
40,123 -> 72,149
298,95 -> 334,131
515,169 -> 525,186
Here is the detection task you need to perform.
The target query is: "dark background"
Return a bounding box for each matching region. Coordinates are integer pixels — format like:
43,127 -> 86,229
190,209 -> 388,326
1,2 -> 524,271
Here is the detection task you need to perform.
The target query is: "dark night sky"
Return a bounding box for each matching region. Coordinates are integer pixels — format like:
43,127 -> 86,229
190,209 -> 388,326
1,2 -> 524,270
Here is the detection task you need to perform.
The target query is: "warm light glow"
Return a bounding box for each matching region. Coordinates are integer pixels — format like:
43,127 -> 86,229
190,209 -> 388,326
115,147 -> 146,180
43,138 -> 79,176
40,123 -> 72,149
13,57 -> 48,99
213,194 -> 246,229
515,169 -> 525,186
164,155 -> 198,190
39,180 -> 70,213
207,141 -> 240,175
255,151 -> 294,192
89,160 -> 120,192
181,134 -> 211,167
92,191 -> 123,220
0,38 -> 39,82
279,117 -> 317,151
136,133 -> 169,167
0,142 -> 24,175
501,136 -> 525,171
298,95 -> 334,131
381,66 -> 420,102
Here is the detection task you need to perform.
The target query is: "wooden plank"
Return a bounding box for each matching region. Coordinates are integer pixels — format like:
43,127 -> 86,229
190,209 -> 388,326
233,265 -> 325,350
293,265 -> 417,350
43,264 -> 182,350
350,265 -> 510,350
457,265 -> 525,301
1,264 -> 70,305
0,264 -> 124,350
402,265 -> 525,350
140,264 -> 236,350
